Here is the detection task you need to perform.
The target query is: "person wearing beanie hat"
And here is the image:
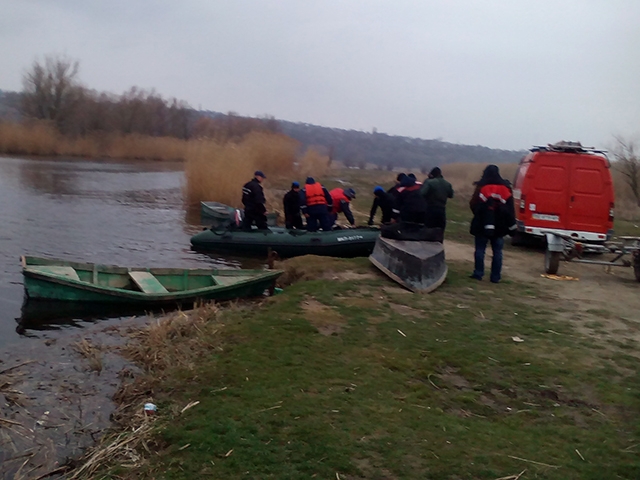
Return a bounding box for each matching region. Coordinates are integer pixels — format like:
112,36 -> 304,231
386,173 -> 406,221
420,166 -> 454,231
469,165 -> 516,283
283,181 -> 304,229
368,185 -> 395,225
300,177 -> 333,231
394,174 -> 428,224
329,187 -> 357,228
241,169 -> 268,231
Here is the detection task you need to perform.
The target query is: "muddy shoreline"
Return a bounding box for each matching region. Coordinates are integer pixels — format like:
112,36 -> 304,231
0,314 -> 152,480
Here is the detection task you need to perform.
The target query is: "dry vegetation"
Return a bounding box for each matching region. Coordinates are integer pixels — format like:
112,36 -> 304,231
184,132 -> 331,208
0,121 -> 188,160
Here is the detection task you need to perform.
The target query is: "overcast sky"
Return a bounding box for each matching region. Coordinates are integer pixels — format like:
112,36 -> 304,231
0,0 -> 638,150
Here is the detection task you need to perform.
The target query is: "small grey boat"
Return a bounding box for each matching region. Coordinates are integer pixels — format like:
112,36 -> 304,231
369,237 -> 447,293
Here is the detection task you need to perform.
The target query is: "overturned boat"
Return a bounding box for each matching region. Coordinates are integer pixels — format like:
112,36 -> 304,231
369,236 -> 447,293
190,226 -> 380,258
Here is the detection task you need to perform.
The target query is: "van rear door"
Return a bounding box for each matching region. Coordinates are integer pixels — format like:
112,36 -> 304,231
566,155 -> 612,234
527,153 -> 570,230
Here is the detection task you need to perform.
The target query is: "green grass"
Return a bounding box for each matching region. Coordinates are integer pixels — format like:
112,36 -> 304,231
129,259 -> 640,479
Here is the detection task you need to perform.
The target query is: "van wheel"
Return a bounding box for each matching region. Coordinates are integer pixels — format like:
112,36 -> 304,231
545,250 -> 561,275
511,232 -> 525,247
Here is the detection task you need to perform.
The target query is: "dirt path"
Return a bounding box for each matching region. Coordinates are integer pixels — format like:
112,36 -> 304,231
445,240 -> 640,345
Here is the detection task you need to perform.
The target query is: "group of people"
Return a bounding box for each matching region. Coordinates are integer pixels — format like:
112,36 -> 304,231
240,164 -> 516,283
367,167 -> 455,230
242,172 -> 357,233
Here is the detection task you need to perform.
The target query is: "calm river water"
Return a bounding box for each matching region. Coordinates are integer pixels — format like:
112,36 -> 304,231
0,155 -> 248,347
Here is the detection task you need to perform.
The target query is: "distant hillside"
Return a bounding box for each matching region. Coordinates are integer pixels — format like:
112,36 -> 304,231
278,120 -> 524,170
0,89 -> 524,168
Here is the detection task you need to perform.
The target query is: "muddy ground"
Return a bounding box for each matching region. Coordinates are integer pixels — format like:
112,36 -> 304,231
1,242 -> 639,479
0,315 -> 149,480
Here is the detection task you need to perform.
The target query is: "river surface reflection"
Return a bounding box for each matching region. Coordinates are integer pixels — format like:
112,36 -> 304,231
0,155 -> 255,346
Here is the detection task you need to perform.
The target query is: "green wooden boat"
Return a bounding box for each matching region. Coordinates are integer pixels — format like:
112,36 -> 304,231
201,201 -> 278,227
21,256 -> 282,304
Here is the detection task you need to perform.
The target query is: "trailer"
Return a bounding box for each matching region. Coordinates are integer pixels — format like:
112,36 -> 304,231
544,232 -> 640,281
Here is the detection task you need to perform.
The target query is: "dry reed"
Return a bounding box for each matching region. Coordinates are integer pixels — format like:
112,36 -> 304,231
72,338 -> 103,374
183,132 -> 331,208
68,304 -> 226,478
0,121 -> 188,160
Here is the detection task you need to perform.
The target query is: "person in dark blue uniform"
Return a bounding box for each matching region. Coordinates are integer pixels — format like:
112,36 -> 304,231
367,186 -> 395,225
283,181 -> 304,229
241,170 -> 268,231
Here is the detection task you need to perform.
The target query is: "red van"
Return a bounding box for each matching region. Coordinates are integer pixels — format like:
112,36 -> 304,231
512,141 -> 614,244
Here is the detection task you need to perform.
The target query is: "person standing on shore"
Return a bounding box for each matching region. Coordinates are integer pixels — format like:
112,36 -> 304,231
393,174 -> 428,224
421,167 -> 454,231
283,181 -> 304,229
241,170 -> 268,231
469,165 -> 516,283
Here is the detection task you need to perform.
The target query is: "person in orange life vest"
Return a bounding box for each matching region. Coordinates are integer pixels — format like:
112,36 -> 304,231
329,187 -> 356,227
393,175 -> 427,224
300,177 -> 333,232
469,165 -> 516,283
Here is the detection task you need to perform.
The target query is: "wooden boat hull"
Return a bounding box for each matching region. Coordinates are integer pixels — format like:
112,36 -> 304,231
201,201 -> 278,227
369,237 -> 447,293
21,256 -> 282,304
190,227 -> 380,258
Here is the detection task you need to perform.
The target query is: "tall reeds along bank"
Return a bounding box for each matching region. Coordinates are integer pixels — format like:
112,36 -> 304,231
184,132 -> 331,209
0,121 -> 188,161
441,162 -> 518,197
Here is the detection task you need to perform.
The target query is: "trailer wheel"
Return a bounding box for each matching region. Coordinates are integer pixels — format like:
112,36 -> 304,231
634,253 -> 640,282
545,250 -> 561,275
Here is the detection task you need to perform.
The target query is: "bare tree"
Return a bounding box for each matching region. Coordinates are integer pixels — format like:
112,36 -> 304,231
21,54 -> 82,130
612,135 -> 640,206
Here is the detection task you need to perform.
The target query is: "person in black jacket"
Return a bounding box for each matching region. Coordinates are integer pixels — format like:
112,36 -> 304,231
469,165 -> 516,283
367,186 -> 395,225
241,170 -> 268,231
393,175 -> 428,224
283,181 -> 303,229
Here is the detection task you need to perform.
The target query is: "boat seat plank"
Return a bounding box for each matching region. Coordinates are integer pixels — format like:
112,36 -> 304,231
212,275 -> 251,286
32,266 -> 80,281
128,271 -> 169,294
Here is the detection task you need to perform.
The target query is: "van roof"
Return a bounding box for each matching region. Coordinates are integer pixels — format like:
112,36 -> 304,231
530,141 -> 607,155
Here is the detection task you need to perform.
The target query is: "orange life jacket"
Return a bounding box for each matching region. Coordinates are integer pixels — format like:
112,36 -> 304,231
305,182 -> 327,206
330,188 -> 349,214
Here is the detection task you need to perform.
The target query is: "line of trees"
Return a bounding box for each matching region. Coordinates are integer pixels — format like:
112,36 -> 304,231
20,54 -> 194,138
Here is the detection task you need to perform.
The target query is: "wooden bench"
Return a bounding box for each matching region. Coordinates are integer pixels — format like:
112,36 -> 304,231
32,266 -> 80,281
212,275 -> 251,286
128,271 -> 169,294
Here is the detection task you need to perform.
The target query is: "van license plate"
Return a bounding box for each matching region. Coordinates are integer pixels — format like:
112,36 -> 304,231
532,213 -> 559,222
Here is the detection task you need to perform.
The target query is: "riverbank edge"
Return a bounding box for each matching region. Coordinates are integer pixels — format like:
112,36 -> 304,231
67,254 -> 640,479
